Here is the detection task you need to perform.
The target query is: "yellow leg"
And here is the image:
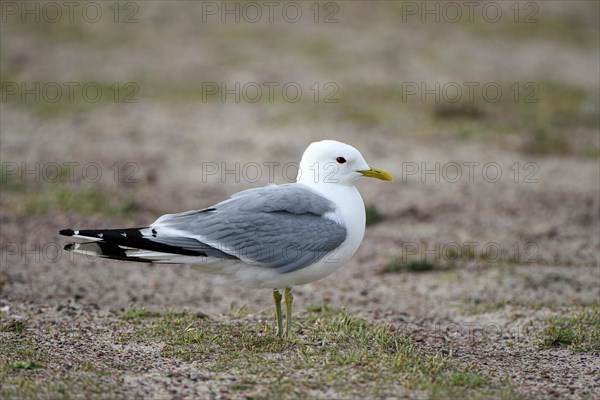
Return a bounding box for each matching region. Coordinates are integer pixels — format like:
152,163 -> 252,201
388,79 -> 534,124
284,287 -> 293,338
273,289 -> 283,337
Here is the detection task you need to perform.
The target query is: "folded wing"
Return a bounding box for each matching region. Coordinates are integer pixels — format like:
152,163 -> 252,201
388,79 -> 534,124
61,184 -> 347,273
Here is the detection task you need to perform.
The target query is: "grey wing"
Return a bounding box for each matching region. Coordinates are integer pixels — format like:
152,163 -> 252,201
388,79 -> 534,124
150,184 -> 347,273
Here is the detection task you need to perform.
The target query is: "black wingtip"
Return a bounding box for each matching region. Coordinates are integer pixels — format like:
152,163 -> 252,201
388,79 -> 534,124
64,243 -> 75,251
59,229 -> 75,236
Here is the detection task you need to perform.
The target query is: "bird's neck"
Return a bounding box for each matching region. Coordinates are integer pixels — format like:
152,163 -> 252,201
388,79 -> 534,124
297,180 -> 355,198
301,182 -> 364,219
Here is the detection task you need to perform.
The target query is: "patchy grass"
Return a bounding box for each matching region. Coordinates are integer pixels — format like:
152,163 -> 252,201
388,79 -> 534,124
118,305 -> 163,321
0,166 -> 29,192
1,320 -> 27,334
0,316 -> 122,399
112,305 -> 519,398
465,299 -> 510,315
538,306 -> 600,353
380,241 -> 528,275
380,259 -> 451,274
1,161 -> 147,219
7,361 -> 44,371
0,374 -> 120,399
1,172 -> 146,219
0,335 -> 48,375
1,80 -> 141,117
259,77 -> 599,157
425,79 -> 598,157
433,102 -> 485,120
459,2 -> 600,48
21,183 -> 144,218
365,204 -> 384,226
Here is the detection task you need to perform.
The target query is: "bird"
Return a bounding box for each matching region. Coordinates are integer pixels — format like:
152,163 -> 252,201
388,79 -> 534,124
60,140 -> 393,338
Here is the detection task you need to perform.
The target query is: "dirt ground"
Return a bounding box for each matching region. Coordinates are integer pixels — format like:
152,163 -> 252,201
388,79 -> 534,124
1,2 -> 599,399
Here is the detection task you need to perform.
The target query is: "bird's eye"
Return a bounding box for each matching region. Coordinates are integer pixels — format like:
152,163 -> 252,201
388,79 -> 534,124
336,157 -> 347,164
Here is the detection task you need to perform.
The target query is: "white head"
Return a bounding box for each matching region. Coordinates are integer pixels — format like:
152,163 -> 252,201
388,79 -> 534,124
296,140 -> 393,186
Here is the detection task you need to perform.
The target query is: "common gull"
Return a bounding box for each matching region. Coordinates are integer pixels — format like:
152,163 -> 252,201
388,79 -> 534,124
60,140 -> 393,337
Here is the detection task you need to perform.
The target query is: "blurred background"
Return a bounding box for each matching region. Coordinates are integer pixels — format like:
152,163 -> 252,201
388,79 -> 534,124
2,0 -> 599,329
2,0 -> 599,316
0,1 -> 599,397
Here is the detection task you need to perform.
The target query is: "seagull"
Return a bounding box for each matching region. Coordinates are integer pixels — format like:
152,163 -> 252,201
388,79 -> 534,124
60,140 -> 393,337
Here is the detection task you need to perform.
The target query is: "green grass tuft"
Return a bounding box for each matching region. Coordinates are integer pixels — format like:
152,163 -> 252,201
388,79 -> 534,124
1,160 -> 147,219
465,299 -> 510,315
380,259 -> 451,274
2,176 -> 146,219
0,168 -> 28,192
1,320 -> 27,334
538,306 -> 599,353
8,361 -> 44,371
21,183 -> 144,217
0,337 -> 48,375
381,241 -> 528,275
118,305 -> 163,321
433,102 -> 485,120
365,204 -> 384,225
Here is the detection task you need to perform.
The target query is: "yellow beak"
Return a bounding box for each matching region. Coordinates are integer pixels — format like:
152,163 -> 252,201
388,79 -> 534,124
359,166 -> 394,182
